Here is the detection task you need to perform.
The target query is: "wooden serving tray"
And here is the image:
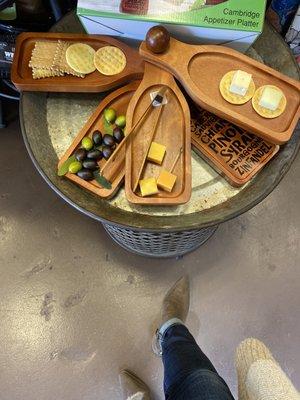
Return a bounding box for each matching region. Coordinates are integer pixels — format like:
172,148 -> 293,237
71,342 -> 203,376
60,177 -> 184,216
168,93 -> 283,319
12,32 -> 144,92
140,38 -> 300,145
125,63 -> 191,205
58,81 -> 140,198
190,105 -> 280,187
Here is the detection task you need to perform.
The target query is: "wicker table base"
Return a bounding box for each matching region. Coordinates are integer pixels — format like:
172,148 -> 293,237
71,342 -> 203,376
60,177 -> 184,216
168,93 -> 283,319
103,224 -> 218,258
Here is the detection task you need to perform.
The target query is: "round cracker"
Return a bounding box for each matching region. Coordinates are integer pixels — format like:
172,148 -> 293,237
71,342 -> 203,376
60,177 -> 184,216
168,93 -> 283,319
94,46 -> 126,76
66,43 -> 96,74
252,85 -> 287,119
219,70 -> 256,105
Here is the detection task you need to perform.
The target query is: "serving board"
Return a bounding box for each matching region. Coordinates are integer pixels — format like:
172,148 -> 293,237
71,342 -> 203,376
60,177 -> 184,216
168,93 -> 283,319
190,104 -> 280,187
12,32 -> 144,92
58,81 -> 140,198
125,63 -> 191,205
139,38 -> 300,145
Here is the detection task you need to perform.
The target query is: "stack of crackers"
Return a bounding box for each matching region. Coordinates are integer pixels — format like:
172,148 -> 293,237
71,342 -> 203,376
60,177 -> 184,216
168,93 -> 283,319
29,40 -> 127,80
29,40 -> 85,79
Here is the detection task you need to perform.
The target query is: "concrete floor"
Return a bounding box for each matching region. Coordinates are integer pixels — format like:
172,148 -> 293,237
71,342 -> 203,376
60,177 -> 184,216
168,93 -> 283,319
0,105 -> 299,400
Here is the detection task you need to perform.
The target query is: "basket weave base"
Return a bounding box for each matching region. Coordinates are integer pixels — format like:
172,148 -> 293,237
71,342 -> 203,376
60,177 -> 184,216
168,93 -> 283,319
103,224 -> 218,258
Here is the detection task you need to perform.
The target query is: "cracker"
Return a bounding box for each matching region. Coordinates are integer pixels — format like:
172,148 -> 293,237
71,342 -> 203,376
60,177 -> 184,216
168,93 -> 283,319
66,43 -> 96,74
32,67 -> 62,79
94,46 -> 126,76
219,70 -> 255,105
29,41 -> 59,69
252,85 -> 287,118
53,41 -> 85,78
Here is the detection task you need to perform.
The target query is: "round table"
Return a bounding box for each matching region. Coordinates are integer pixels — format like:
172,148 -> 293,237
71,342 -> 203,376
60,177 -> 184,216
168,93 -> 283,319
20,14 -> 300,257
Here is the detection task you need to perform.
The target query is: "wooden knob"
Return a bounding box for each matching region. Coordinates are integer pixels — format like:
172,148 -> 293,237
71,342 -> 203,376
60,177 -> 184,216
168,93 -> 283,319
146,25 -> 170,54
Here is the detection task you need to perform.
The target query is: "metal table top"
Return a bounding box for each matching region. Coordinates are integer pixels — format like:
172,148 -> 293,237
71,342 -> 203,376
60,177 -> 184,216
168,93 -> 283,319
20,15 -> 300,231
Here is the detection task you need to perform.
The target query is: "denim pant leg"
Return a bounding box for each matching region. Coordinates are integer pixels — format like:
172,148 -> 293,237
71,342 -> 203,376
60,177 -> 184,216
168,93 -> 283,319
161,324 -> 235,400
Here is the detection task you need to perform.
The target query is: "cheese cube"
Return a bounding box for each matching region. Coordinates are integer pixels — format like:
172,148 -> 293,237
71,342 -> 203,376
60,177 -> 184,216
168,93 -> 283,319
157,169 -> 177,193
147,142 -> 166,165
259,87 -> 282,111
229,70 -> 252,96
139,177 -> 158,197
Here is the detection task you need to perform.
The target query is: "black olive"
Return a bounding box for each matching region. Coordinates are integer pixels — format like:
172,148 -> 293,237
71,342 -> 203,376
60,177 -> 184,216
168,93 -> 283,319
86,149 -> 103,160
102,145 -> 113,160
82,159 -> 99,170
74,148 -> 87,162
103,134 -> 115,147
92,130 -> 102,146
113,127 -> 124,143
77,168 -> 94,181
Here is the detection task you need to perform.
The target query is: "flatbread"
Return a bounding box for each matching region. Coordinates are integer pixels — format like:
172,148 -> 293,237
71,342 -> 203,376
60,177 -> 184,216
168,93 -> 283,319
252,85 -> 287,118
66,43 -> 96,74
94,46 -> 126,76
219,70 -> 256,105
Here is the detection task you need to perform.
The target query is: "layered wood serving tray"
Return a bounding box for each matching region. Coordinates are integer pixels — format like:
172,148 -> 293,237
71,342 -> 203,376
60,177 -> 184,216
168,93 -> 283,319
58,81 -> 140,198
125,63 -> 191,205
140,38 -> 300,145
12,32 -> 144,92
190,104 -> 280,187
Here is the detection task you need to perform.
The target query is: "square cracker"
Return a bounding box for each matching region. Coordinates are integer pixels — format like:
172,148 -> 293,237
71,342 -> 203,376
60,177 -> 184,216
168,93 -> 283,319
32,67 -> 63,79
29,41 -> 59,69
53,41 -> 85,78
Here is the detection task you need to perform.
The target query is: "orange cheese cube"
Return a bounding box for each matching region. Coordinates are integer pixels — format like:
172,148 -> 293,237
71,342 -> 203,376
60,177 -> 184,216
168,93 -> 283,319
147,142 -> 166,165
139,177 -> 158,197
157,169 -> 177,192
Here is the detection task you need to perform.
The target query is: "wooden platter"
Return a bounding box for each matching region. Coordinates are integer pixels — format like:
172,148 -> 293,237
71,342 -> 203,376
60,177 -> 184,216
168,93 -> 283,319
139,38 -> 300,145
125,63 -> 191,205
58,81 -> 140,198
12,32 -> 144,92
190,104 -> 280,187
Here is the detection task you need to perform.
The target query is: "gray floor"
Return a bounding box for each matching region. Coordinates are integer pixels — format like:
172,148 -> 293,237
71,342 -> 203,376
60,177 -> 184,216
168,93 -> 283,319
0,110 -> 299,400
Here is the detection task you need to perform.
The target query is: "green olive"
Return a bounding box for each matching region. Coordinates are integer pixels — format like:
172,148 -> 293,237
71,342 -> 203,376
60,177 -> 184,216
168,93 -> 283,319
104,108 -> 116,124
68,161 -> 82,174
81,137 -> 93,151
115,115 -> 126,128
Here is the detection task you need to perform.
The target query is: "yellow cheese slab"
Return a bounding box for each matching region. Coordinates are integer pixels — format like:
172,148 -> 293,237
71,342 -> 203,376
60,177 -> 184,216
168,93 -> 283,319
147,142 -> 166,165
157,169 -> 177,192
139,177 -> 158,197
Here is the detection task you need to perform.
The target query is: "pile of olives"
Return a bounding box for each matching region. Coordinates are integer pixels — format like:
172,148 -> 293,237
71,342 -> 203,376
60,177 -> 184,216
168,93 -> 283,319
68,107 -> 126,181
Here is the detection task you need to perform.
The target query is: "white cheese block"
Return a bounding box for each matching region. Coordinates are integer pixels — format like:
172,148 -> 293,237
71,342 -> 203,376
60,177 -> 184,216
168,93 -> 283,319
259,87 -> 283,111
229,70 -> 252,96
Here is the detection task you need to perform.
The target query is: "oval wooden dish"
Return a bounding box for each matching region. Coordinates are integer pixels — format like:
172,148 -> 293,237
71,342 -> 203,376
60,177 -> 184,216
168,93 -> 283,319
58,81 -> 140,199
125,63 -> 191,205
12,32 -> 144,92
140,38 -> 300,145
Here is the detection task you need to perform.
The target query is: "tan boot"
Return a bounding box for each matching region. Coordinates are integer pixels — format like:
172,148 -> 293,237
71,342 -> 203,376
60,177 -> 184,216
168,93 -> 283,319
161,276 -> 190,325
152,276 -> 190,356
119,370 -> 151,400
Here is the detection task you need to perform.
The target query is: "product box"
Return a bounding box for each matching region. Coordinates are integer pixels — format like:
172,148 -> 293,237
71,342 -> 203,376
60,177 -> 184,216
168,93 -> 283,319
285,5 -> 300,66
77,0 -> 267,52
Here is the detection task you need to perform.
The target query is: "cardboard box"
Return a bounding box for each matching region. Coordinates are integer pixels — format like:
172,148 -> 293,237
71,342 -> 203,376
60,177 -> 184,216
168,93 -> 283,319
77,0 -> 267,52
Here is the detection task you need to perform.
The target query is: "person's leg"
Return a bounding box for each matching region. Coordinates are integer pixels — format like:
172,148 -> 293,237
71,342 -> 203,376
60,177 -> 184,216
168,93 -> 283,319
154,277 -> 235,400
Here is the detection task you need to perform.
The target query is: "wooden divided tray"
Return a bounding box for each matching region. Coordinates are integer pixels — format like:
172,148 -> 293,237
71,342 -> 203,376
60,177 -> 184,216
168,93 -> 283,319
125,63 -> 191,205
12,32 -> 144,92
58,81 -> 140,198
190,104 -> 280,187
140,38 -> 300,145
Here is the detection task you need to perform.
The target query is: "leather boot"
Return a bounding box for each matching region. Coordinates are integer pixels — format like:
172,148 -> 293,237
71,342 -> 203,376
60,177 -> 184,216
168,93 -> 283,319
119,370 -> 151,400
161,276 -> 190,325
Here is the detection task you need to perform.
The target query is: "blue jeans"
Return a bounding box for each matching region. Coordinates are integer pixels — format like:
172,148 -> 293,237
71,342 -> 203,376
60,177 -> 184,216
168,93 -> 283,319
161,324 -> 235,400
